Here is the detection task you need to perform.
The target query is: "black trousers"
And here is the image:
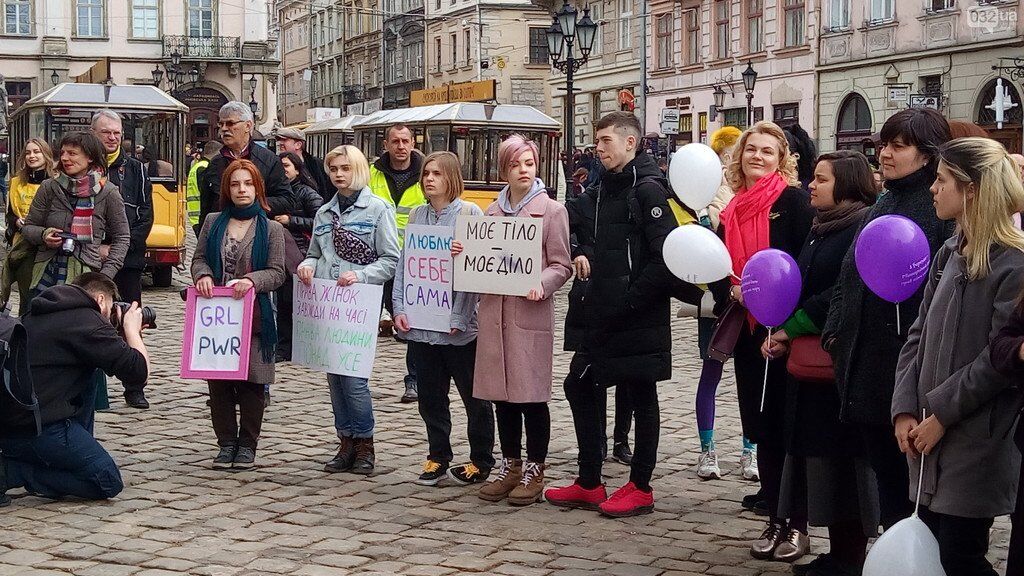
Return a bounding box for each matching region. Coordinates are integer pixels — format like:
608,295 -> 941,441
114,267 -> 142,305
598,383 -> 632,446
494,401 -> 549,463
859,423 -> 912,529
564,352 -> 660,491
409,340 -> 495,470
1008,460 -> 1024,576
208,380 -> 267,449
919,506 -> 997,576
275,275 -> 294,360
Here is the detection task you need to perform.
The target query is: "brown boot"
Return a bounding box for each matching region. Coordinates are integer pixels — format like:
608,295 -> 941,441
324,436 -> 355,473
508,461 -> 545,506
478,458 -> 522,502
351,437 -> 375,475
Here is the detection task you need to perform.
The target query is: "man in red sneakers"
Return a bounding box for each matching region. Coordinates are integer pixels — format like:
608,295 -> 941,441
545,112 -> 676,517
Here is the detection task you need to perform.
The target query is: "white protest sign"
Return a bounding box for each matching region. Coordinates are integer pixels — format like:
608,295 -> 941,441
454,215 -> 543,297
180,287 -> 254,380
402,224 -> 454,332
292,279 -> 383,378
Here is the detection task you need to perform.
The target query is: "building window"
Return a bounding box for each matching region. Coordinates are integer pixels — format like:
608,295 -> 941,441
589,1 -> 602,56
3,0 -> 30,35
773,103 -> 799,128
745,0 -> 762,54
870,0 -> 894,22
591,92 -> 602,135
435,36 -> 441,71
827,0 -> 850,30
434,0 -> 440,11
450,32 -> 457,69
528,26 -> 549,65
131,0 -> 159,39
684,8 -> 699,65
386,39 -> 398,83
188,0 -> 213,37
714,0 -> 729,60
836,93 -> 873,152
76,0 -> 104,37
783,0 -> 804,47
617,0 -> 632,50
655,13 -> 672,69
465,29 -> 471,66
929,0 -> 954,11
5,81 -> 30,112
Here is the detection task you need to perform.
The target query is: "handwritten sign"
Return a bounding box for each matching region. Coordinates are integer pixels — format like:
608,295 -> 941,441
180,287 -> 254,380
454,215 -> 543,297
402,224 -> 454,332
292,279 -> 383,378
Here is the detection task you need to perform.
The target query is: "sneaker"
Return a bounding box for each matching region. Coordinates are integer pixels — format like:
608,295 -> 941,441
233,446 -> 256,469
750,520 -> 785,560
507,461 -> 545,506
793,553 -> 834,575
697,450 -> 721,480
741,450 -> 760,481
612,442 -> 633,465
448,463 -> 490,485
773,528 -> 810,562
416,460 -> 448,486
545,479 -> 608,511
124,390 -> 149,409
400,382 -> 418,403
212,445 -> 237,469
479,458 -> 522,502
324,437 -> 355,473
598,482 -> 655,518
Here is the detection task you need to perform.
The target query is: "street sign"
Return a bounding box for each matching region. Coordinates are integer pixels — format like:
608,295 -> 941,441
660,108 -> 680,135
410,80 -> 496,107
886,84 -> 910,108
909,94 -> 941,110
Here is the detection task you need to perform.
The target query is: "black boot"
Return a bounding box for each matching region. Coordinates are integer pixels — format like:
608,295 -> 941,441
612,442 -> 633,465
125,390 -> 149,409
0,451 -> 10,507
351,437 -> 375,475
324,436 -> 355,473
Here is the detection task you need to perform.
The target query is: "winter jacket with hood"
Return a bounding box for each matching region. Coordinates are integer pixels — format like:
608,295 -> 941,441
284,181 -> 324,254
19,284 -> 148,428
198,142 -> 295,226
106,150 -> 154,271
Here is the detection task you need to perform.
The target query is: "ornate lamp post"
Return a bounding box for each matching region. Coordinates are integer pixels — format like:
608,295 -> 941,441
742,61 -> 758,128
50,70 -> 60,86
547,1 -> 598,163
711,84 -> 726,123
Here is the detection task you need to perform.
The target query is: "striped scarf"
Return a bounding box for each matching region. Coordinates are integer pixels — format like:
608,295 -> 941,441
56,171 -> 103,242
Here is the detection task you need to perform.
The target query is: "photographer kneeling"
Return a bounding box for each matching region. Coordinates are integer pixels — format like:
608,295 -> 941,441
0,273 -> 149,506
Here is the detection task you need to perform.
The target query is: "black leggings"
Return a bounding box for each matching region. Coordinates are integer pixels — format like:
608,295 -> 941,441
494,401 -> 550,463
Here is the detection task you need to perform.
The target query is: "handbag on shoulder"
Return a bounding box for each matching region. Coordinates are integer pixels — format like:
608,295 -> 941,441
707,301 -> 746,362
786,335 -> 835,383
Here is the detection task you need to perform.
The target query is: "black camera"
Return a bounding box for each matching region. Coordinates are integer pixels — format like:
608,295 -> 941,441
111,302 -> 157,331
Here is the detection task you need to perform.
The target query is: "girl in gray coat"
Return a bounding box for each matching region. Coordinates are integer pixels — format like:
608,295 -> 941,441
893,137 -> 1024,576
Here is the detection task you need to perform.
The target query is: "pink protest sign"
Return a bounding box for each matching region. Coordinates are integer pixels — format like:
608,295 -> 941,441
180,286 -> 254,380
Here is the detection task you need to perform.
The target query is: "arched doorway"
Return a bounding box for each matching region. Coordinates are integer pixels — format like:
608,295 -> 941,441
977,78 -> 1022,154
835,93 -> 873,156
178,87 -> 229,148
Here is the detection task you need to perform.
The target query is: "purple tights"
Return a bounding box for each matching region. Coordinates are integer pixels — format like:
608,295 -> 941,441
696,358 -> 723,432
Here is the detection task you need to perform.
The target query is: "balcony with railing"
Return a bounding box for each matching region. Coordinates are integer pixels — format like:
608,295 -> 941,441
163,36 -> 241,60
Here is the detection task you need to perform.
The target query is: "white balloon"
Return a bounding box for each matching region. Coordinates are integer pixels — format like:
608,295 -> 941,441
669,143 -> 723,211
863,516 -> 947,576
663,225 -> 732,284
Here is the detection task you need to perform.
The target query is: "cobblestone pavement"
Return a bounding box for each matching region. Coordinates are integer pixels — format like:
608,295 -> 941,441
0,239 -> 1011,575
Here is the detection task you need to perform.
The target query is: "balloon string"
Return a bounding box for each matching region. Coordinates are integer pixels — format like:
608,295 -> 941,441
914,407 -> 926,518
896,303 -> 902,336
760,327 -> 772,412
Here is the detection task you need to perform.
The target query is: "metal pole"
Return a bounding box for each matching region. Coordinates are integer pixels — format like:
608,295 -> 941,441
746,92 -> 753,128
638,0 -> 647,128
476,3 -> 483,81
308,1 -> 314,109
564,42 -> 574,169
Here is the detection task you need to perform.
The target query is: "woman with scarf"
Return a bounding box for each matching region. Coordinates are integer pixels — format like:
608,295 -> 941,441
2,137 -> 57,310
298,145 -> 399,477
762,151 -> 877,576
192,159 -> 286,470
710,121 -> 814,562
456,134 -> 571,506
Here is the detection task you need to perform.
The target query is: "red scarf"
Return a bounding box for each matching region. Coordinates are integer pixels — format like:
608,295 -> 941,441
719,172 -> 787,285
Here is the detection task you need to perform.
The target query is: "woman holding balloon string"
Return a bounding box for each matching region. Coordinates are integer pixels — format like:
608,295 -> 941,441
821,108 -> 953,531
893,137 -> 1024,576
759,151 -> 877,576
709,121 -> 815,562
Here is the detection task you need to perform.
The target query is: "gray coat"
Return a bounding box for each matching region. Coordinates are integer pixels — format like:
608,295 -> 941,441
21,178 -> 130,278
892,236 -> 1024,518
192,214 -> 287,385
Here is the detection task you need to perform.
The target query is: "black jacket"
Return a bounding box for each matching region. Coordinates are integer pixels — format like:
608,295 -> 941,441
822,166 -> 956,426
581,153 -> 677,383
285,181 -> 324,254
990,302 -> 1024,451
20,285 -> 148,427
302,150 -> 332,202
564,184 -> 597,351
198,142 -> 294,226
107,152 -> 154,270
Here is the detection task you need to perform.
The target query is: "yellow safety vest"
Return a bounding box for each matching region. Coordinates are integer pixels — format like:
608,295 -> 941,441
368,165 -> 426,246
186,159 -> 208,226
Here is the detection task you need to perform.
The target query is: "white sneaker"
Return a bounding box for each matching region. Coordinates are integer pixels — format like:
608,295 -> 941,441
740,450 -> 759,481
697,450 -> 721,480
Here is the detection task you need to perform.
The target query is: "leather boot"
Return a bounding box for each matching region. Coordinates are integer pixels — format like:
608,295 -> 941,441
351,437 -> 375,475
324,436 -> 355,473
478,458 -> 522,502
507,461 -> 545,506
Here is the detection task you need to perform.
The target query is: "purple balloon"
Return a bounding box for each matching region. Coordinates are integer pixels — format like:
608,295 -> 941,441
855,215 -> 931,303
740,249 -> 802,328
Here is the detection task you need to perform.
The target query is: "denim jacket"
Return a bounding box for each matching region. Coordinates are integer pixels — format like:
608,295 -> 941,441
300,187 -> 399,286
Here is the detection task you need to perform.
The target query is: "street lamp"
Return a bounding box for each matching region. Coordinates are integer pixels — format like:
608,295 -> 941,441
249,74 -> 258,93
248,98 -> 258,115
742,61 -> 758,128
50,70 -> 59,86
547,2 -> 598,165
711,84 -> 725,122
189,66 -> 200,85
171,50 -> 182,68
151,66 -> 163,86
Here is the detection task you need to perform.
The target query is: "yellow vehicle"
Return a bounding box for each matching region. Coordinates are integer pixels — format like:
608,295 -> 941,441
8,83 -> 188,287
301,115 -> 364,159
351,103 -> 562,209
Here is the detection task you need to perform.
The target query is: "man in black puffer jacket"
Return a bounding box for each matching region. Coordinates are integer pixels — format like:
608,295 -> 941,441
546,112 -> 676,518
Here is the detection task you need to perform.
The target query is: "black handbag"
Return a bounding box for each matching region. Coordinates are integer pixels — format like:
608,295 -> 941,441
707,301 -> 747,363
0,311 -> 41,439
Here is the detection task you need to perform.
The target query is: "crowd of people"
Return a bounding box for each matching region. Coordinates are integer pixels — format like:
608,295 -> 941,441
4,99 -> 1024,576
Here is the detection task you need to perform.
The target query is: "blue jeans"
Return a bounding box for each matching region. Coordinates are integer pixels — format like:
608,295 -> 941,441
327,374 -> 374,438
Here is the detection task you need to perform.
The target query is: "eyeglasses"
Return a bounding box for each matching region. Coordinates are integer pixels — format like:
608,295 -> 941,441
218,120 -> 244,129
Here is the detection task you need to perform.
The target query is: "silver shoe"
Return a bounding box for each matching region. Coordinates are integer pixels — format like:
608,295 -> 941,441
750,520 -> 785,560
740,449 -> 760,481
697,450 -> 721,480
772,528 -> 810,562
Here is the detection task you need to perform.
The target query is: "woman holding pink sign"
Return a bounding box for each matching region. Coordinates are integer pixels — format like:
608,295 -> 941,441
192,159 -> 286,470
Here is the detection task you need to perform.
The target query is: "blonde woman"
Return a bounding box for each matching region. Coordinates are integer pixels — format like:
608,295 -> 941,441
2,138 -> 56,309
298,145 -> 399,476
896,137 -> 1024,576
392,151 -> 494,486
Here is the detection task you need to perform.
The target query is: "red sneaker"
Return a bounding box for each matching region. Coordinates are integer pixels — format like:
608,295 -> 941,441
599,482 -> 655,518
544,479 -> 608,510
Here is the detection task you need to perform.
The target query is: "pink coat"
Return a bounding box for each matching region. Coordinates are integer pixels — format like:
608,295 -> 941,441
472,193 -> 572,403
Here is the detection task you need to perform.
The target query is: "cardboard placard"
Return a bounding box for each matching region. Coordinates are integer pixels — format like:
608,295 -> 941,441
180,286 -> 254,380
453,215 -> 543,297
292,279 -> 383,378
401,224 -> 454,332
